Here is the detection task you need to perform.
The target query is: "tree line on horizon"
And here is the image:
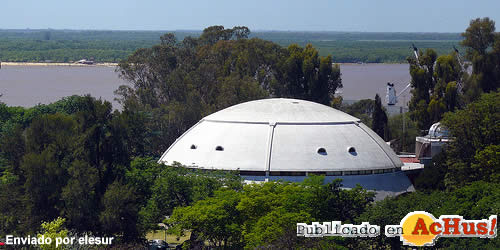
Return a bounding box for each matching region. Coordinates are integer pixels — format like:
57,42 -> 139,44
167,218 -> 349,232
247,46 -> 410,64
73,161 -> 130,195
0,28 -> 462,63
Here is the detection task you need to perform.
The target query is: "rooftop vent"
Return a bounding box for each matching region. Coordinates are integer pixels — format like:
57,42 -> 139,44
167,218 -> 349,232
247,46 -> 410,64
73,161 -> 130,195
190,144 -> 197,149
317,147 -> 327,155
215,146 -> 224,151
348,147 -> 357,156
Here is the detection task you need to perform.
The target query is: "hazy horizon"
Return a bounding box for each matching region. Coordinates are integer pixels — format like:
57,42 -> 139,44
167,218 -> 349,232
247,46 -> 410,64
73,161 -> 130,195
0,27 -> 485,35
0,28 -> 465,34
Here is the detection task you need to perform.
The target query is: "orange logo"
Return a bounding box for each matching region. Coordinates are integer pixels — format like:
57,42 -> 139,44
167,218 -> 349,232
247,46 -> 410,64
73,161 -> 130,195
385,211 -> 497,246
401,211 -> 439,246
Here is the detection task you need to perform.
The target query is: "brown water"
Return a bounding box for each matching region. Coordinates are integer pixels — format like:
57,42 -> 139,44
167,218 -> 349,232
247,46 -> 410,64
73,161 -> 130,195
0,64 -> 410,109
0,65 -> 128,109
340,63 -> 410,103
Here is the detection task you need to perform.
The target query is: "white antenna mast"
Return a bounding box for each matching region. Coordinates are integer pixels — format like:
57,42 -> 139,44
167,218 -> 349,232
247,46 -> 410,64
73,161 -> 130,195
453,45 -> 465,93
386,44 -> 417,106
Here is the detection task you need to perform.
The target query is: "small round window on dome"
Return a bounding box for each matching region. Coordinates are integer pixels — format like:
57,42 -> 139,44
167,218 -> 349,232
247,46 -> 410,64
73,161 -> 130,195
190,144 -> 197,149
317,147 -> 327,155
215,146 -> 224,151
348,147 -> 357,155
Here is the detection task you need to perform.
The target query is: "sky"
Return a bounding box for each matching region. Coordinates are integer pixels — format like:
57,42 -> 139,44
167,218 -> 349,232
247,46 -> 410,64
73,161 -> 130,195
1,0 -> 499,32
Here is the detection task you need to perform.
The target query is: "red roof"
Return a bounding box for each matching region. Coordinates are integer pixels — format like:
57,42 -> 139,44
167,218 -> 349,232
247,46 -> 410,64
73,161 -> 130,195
399,157 -> 420,163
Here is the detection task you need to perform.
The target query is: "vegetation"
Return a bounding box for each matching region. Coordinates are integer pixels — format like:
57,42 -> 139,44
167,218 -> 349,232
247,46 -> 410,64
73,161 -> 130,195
0,95 -> 243,243
387,112 -> 419,153
339,98 -> 374,125
0,19 -> 498,249
37,217 -> 69,250
0,29 -> 462,63
408,17 -> 500,131
0,30 -> 183,62
358,181 -> 500,249
372,94 -> 389,140
116,26 -> 342,153
169,178 -> 373,249
440,91 -> 499,188
286,40 -> 461,63
339,99 -> 418,153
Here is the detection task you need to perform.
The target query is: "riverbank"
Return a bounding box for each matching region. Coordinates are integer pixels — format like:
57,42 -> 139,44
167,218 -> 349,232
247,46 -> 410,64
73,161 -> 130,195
336,62 -> 408,65
1,62 -> 408,67
0,62 -> 118,67
0,61 -> 405,67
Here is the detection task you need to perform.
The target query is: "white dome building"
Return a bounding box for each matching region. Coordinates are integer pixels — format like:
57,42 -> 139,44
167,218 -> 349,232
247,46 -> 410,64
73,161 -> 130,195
159,98 -> 414,198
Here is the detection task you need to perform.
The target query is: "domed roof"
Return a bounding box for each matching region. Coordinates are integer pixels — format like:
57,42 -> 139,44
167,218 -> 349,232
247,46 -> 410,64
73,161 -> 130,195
428,122 -> 450,138
204,98 -> 359,123
159,98 -> 403,173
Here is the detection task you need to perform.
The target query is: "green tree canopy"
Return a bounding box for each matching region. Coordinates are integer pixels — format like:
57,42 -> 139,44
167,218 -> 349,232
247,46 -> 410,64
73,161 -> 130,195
116,26 -> 342,156
461,17 -> 500,95
441,91 -> 500,188
169,177 -> 374,249
357,181 -> 500,249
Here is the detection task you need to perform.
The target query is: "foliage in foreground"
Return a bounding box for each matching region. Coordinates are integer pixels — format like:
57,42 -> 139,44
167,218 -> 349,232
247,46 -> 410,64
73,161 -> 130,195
357,181 -> 500,249
0,90 -> 498,249
169,177 -> 374,249
441,91 -> 500,188
412,91 -> 499,190
37,217 -> 68,250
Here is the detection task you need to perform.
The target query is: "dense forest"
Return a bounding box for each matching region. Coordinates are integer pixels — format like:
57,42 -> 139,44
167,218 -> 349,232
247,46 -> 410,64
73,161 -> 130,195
0,18 -> 499,249
0,29 -> 461,63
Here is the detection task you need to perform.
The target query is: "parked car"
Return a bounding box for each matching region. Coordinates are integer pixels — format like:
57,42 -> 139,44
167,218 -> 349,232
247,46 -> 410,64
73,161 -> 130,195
148,239 -> 168,249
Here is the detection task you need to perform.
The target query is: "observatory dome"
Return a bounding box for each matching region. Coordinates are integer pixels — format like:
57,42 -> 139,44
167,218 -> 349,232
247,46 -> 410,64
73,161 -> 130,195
159,98 -> 413,197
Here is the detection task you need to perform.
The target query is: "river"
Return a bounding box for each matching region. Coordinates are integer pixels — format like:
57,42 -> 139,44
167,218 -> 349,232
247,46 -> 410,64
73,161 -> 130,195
0,64 -> 410,110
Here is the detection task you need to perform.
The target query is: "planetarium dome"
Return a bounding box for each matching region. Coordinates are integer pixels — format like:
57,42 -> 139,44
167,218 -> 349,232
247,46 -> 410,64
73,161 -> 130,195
159,98 -> 414,198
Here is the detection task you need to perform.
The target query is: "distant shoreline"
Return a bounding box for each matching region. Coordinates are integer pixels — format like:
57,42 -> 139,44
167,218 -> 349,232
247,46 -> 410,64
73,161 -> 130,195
0,62 -> 406,67
335,62 -> 408,65
0,62 -> 118,67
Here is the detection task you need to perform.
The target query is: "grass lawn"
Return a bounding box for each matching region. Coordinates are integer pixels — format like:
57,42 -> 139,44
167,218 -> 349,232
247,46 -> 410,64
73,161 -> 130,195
146,230 -> 191,245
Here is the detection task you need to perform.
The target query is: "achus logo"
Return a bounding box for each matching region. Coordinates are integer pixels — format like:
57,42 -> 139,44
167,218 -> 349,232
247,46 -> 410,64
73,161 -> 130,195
385,211 -> 497,246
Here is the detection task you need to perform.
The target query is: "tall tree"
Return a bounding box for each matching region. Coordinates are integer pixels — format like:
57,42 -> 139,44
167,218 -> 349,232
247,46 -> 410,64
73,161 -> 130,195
462,17 -> 496,56
61,160 -> 99,232
339,99 -> 375,125
408,17 -> 499,132
372,94 -> 389,140
461,17 -> 500,94
441,91 -> 500,188
73,96 -> 129,197
100,181 -> 140,241
22,113 -> 76,231
277,44 -> 342,105
408,49 -> 464,130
